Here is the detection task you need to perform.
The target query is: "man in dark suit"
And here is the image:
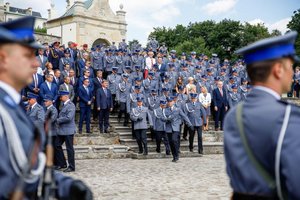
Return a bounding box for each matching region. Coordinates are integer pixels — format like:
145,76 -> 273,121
212,80 -> 228,131
78,78 -> 94,134
39,74 -> 59,105
26,67 -> 44,102
92,70 -> 103,120
96,80 -> 113,133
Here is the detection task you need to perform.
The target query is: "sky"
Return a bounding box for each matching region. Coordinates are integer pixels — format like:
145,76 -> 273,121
6,0 -> 299,46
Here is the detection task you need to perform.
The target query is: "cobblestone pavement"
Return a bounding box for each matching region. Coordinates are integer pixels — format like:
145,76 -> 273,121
68,155 -> 232,200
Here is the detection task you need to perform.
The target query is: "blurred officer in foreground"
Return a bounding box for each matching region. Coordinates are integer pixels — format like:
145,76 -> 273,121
224,31 -> 300,199
0,17 -> 92,199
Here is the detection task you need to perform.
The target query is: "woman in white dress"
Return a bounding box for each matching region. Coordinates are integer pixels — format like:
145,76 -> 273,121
199,86 -> 211,131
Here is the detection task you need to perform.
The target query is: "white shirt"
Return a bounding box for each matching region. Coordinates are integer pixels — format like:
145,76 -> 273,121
63,99 -> 70,106
47,105 -> 53,110
0,80 -> 21,104
64,83 -> 69,91
31,102 -> 37,110
199,93 -> 211,106
254,86 -> 281,100
145,57 -> 156,70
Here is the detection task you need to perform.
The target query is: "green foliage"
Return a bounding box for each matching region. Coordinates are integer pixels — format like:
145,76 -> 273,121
287,9 -> 300,55
149,19 -> 277,60
34,26 -> 47,34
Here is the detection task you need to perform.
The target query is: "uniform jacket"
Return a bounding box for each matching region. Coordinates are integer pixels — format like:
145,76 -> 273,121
116,81 -> 132,103
224,88 -> 300,198
184,102 -> 207,127
26,103 -> 45,134
152,107 -> 167,131
45,104 -> 58,136
130,106 -> 153,130
56,100 -> 76,135
164,106 -> 192,132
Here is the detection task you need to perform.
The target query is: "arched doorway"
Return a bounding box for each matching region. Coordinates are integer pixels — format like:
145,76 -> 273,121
92,38 -> 110,48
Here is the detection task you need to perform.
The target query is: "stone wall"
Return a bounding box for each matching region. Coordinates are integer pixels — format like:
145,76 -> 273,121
35,32 -> 61,44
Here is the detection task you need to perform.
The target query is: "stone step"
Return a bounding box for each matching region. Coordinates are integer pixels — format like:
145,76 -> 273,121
127,142 -> 224,155
131,151 -> 203,159
63,145 -> 131,160
119,132 -> 223,143
63,142 -> 223,160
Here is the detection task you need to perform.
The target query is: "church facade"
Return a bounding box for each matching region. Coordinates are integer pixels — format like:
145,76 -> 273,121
46,0 -> 127,47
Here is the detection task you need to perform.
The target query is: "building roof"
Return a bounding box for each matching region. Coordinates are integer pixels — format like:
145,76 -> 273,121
8,6 -> 42,18
62,0 -> 93,18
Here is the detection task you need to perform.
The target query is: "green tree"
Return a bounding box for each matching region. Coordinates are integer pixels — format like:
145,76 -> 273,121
128,39 -> 140,50
174,37 -> 211,56
34,26 -> 47,34
287,9 -> 300,55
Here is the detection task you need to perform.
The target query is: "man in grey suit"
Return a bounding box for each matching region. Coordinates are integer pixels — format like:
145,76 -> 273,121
26,92 -> 45,135
224,31 -> 300,199
36,48 -> 48,73
59,76 -> 75,101
130,97 -> 153,155
55,91 -> 76,172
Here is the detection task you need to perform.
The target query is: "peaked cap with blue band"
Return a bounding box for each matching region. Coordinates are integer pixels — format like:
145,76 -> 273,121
0,16 -> 44,49
236,31 -> 299,64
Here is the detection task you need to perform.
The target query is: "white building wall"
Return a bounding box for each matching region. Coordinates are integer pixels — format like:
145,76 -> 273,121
47,22 -> 77,46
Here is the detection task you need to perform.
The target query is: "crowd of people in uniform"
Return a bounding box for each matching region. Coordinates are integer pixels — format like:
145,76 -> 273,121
22,35 -> 300,163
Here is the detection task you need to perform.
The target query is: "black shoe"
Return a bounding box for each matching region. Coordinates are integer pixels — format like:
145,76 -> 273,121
54,165 -> 67,170
198,150 -> 203,155
118,118 -> 121,123
183,137 -> 187,141
172,159 -> 177,162
78,131 -> 82,134
104,129 -> 110,133
190,149 -> 194,152
138,151 -> 143,154
143,152 -> 148,155
86,131 -> 92,134
63,167 -> 75,172
166,151 -> 171,155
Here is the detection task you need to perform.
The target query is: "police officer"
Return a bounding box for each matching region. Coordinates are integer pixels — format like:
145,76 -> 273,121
152,100 -> 171,155
55,90 -> 77,172
0,17 -> 92,199
107,67 -> 121,114
26,92 -> 45,135
130,97 -> 153,155
116,74 -> 132,126
90,45 -> 104,73
224,31 -> 300,199
184,93 -> 207,154
228,84 -> 242,109
164,97 -> 193,162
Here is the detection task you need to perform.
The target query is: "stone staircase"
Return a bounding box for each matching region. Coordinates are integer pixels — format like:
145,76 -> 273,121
66,97 -> 299,160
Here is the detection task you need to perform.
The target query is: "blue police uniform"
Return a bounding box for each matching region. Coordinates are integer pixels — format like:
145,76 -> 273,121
224,31 -> 300,199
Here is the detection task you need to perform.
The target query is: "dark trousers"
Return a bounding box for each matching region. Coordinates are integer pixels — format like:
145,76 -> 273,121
55,135 -> 75,170
131,121 -> 136,139
182,124 -> 189,139
135,129 -> 148,153
155,131 -> 170,154
52,135 -> 58,166
118,102 -> 129,125
189,126 -> 203,152
93,100 -> 99,120
99,108 -> 109,131
215,105 -> 226,129
79,106 -> 91,132
111,94 -> 117,114
167,131 -> 180,160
